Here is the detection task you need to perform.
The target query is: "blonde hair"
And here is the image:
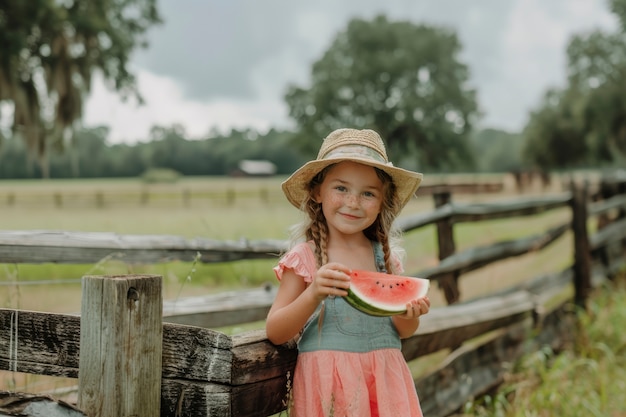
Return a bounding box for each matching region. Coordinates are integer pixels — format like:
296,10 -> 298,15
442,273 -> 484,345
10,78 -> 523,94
287,163 -> 405,274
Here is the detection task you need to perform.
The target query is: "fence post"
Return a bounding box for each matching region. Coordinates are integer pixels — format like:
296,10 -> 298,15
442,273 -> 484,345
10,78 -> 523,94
78,274 -> 163,417
95,191 -> 105,208
140,190 -> 149,206
433,190 -> 460,304
570,181 -> 592,309
54,192 -> 63,208
227,188 -> 235,206
183,188 -> 191,207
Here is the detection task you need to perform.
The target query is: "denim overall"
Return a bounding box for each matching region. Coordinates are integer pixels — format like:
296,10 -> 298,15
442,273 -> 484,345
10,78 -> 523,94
298,242 -> 401,353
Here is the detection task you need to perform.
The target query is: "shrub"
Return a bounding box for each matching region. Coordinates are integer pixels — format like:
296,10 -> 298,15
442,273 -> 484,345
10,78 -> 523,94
141,168 -> 181,183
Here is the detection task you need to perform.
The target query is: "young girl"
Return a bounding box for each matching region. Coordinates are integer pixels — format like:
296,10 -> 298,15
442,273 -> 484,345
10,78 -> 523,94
266,128 -> 430,417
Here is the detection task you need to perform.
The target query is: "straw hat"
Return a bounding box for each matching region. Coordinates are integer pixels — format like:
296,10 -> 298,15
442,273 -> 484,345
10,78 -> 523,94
282,128 -> 423,212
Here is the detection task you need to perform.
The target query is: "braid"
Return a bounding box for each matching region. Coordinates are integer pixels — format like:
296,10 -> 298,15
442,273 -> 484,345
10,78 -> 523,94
305,200 -> 323,267
318,221 -> 329,266
377,228 -> 395,274
309,203 -> 328,268
368,167 -> 402,274
302,166 -> 334,267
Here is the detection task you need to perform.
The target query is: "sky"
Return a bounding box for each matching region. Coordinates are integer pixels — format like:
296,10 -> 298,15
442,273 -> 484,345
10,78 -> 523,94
82,0 -> 619,144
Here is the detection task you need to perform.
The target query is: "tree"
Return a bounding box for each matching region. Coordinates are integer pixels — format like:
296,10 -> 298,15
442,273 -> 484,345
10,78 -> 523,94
567,31 -> 626,162
522,89 -> 589,169
611,0 -> 626,31
523,30 -> 626,169
522,0 -> 626,169
284,15 -> 479,172
470,128 -> 524,173
0,0 -> 161,178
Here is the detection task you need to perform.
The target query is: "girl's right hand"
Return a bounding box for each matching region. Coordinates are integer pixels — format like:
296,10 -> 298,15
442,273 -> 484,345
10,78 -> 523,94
309,262 -> 351,301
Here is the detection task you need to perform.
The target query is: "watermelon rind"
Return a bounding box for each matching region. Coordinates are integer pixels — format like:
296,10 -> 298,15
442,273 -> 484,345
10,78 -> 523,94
345,271 -> 430,317
345,291 -> 405,316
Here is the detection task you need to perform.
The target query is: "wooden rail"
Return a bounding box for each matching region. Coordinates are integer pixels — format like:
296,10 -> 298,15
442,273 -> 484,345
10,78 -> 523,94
1,175 -> 625,416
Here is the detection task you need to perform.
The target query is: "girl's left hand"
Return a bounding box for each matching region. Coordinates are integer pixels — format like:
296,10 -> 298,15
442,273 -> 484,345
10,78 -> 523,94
398,296 -> 430,319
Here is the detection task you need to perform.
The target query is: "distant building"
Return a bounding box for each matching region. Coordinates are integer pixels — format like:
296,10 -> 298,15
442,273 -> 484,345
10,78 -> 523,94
231,159 -> 277,177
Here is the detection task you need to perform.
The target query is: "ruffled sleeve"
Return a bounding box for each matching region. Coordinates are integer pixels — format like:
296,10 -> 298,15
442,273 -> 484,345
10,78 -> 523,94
273,242 -> 317,283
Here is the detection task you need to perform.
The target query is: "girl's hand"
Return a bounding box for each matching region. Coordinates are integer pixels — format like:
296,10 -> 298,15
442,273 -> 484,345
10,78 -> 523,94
398,296 -> 430,320
309,262 -> 351,301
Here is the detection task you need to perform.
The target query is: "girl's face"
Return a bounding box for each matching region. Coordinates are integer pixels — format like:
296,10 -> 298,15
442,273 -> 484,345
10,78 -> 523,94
314,161 -> 383,238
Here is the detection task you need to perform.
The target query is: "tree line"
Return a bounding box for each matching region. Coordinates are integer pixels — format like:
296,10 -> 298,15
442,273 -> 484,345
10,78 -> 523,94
0,123 -> 524,179
1,1 -> 626,179
0,125 -> 304,179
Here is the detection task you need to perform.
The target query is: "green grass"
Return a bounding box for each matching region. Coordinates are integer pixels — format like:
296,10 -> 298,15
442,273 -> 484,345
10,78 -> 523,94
458,274 -> 626,417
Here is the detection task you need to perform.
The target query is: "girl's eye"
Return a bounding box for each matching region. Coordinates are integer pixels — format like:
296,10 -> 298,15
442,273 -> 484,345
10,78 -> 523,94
363,191 -> 376,198
335,186 -> 347,192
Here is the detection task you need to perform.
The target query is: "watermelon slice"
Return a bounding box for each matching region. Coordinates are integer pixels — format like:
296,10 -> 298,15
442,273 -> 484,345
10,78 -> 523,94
345,270 -> 430,316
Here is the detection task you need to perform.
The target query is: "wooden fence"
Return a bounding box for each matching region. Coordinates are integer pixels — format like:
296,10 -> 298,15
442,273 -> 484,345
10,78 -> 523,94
1,172 -> 625,416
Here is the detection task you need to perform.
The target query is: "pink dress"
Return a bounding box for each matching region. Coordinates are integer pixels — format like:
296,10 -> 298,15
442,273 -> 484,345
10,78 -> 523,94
273,242 -> 423,417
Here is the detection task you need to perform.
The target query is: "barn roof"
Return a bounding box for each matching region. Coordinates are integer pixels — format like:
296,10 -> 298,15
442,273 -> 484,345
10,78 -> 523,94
237,159 -> 277,176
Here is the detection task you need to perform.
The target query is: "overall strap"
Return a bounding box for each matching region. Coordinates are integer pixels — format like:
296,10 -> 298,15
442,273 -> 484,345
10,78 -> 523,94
373,241 -> 387,273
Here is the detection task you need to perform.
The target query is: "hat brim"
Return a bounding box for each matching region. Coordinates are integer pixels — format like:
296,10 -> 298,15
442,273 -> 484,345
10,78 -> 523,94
282,156 -> 423,213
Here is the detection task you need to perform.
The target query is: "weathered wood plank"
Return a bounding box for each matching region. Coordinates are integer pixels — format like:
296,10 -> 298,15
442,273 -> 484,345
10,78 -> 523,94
231,330 -> 297,385
589,194 -> 626,216
161,323 -> 233,383
0,310 -> 81,377
163,285 -> 278,328
0,231 -> 286,264
398,194 -> 571,232
448,194 -> 571,222
231,374 -> 293,417
160,380 -> 231,417
413,223 -> 569,280
0,310 -> 233,384
417,182 -> 504,195
395,207 -> 452,232
590,216 -> 626,250
401,291 -> 535,361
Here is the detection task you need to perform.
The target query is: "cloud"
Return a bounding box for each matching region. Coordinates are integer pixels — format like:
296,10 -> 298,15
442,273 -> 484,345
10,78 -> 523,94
482,0 -> 618,129
82,0 -> 619,143
83,69 -> 291,143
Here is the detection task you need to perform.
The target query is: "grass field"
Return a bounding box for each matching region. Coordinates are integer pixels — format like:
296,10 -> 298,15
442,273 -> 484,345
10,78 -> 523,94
0,173 -> 609,407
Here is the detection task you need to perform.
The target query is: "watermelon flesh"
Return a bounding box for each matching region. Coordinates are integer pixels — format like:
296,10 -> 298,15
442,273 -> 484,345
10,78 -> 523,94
345,270 -> 430,317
